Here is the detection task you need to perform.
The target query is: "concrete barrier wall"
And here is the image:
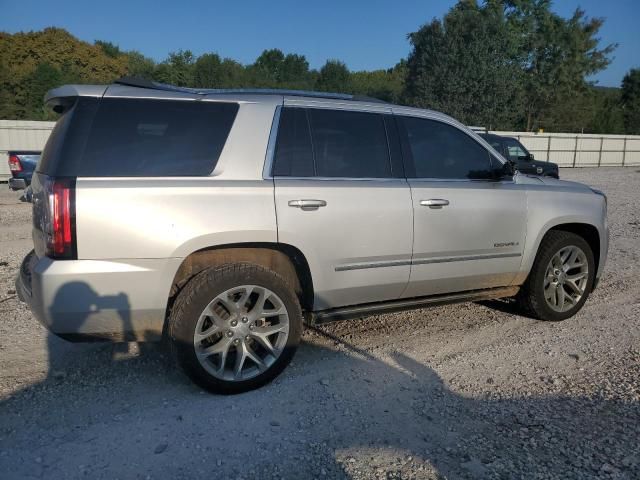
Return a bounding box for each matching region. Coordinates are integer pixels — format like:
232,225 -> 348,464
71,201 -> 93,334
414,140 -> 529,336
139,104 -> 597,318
494,131 -> 640,167
1,120 -> 638,180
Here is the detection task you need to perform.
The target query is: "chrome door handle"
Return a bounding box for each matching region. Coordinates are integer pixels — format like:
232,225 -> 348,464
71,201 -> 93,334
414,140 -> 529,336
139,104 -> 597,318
420,199 -> 449,208
288,199 -> 327,210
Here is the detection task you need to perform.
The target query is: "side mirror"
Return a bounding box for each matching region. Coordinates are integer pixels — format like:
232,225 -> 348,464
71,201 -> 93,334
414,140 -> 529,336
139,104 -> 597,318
492,160 -> 514,179
527,153 -> 535,161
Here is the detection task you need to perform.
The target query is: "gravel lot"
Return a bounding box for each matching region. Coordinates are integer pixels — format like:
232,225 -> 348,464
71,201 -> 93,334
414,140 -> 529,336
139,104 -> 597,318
0,167 -> 639,480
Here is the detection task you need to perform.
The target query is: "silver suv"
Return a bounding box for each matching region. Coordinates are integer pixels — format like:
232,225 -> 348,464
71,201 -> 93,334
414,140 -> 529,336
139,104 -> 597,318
17,78 -> 608,393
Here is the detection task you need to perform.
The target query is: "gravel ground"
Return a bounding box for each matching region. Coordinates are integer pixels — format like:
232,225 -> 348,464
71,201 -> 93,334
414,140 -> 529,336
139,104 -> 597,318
0,168 -> 639,480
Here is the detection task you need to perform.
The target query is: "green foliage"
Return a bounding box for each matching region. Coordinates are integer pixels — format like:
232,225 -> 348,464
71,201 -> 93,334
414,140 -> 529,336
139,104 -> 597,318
125,51 -> 156,79
0,28 -> 128,120
351,62 -> 405,103
316,60 -> 351,93
95,40 -> 122,58
621,68 -> 640,134
506,1 -> 616,131
404,0 -> 523,129
404,0 -> 617,132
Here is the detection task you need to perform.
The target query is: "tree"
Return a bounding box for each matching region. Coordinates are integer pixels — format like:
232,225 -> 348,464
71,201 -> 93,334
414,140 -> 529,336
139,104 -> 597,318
351,61 -> 406,103
95,40 -> 121,58
125,51 -> 156,79
404,0 -> 615,131
404,0 -> 523,129
154,50 -> 195,86
621,68 -> 640,134
193,53 -> 222,88
0,28 -> 127,119
252,49 -> 285,86
315,60 -> 351,93
280,54 -> 312,89
506,1 -> 616,131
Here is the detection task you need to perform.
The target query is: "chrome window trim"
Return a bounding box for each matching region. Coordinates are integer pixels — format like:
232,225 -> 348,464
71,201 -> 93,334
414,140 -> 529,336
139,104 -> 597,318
262,105 -> 282,180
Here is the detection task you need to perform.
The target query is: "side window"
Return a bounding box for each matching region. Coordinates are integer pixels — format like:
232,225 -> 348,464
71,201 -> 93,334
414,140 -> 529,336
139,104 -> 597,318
307,109 -> 391,178
504,139 -> 528,161
401,117 -> 492,179
80,99 -> 238,176
272,108 -> 315,177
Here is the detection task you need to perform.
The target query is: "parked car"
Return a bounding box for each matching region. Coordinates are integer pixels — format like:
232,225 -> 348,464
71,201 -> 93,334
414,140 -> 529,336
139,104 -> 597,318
479,133 -> 559,178
7,151 -> 39,190
17,79 -> 608,394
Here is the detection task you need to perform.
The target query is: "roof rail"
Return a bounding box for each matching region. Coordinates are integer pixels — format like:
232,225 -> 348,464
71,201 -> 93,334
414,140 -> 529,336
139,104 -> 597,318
114,77 -> 387,104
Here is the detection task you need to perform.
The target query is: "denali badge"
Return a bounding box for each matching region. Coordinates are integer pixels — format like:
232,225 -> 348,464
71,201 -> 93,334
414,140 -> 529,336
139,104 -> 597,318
494,241 -> 519,248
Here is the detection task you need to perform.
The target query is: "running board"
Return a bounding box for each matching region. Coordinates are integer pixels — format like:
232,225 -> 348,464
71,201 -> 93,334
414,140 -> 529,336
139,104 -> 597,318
310,286 -> 519,324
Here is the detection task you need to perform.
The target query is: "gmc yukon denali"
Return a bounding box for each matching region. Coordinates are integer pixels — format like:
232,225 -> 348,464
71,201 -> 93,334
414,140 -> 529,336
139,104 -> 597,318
16,78 -> 608,394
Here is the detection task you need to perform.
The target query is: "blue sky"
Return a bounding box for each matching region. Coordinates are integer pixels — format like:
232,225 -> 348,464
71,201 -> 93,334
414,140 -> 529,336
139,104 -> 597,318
1,0 -> 638,87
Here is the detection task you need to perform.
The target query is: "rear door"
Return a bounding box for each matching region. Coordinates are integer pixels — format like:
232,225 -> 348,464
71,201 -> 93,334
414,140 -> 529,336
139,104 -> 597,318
396,114 -> 527,297
272,104 -> 413,310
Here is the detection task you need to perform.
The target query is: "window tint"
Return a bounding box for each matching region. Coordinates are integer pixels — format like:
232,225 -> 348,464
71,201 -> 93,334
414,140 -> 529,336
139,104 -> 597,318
402,117 -> 492,179
307,109 -> 391,178
75,98 -> 238,176
504,138 -> 528,161
272,108 -> 314,176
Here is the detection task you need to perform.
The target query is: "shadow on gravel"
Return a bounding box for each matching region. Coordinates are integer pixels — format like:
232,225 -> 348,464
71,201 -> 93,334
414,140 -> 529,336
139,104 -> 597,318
0,318 -> 638,479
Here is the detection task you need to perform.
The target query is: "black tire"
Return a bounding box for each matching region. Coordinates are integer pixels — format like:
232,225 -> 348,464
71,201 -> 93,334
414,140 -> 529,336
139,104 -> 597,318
516,231 -> 595,321
168,263 -> 302,394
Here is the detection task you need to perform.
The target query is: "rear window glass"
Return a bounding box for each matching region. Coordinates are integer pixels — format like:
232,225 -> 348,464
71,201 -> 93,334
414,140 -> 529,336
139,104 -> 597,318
39,97 -> 238,177
272,107 -> 392,178
308,109 -> 391,178
272,108 -> 315,176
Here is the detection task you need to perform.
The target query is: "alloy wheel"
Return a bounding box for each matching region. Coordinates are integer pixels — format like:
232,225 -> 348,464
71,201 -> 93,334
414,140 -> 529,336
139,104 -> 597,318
193,285 -> 290,381
543,245 -> 589,312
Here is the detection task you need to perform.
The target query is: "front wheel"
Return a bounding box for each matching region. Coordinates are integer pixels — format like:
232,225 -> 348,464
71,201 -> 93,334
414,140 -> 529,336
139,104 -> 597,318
516,231 -> 595,321
168,263 -> 302,394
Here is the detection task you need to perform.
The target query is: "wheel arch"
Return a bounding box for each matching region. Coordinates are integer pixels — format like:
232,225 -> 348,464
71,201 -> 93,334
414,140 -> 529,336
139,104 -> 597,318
520,221 -> 601,284
166,243 -> 314,323
546,223 -> 600,271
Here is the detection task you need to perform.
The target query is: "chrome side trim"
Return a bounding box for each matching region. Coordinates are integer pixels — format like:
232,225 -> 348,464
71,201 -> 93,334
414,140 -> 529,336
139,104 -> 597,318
262,104 -> 282,179
412,252 -> 522,266
335,252 -> 522,272
335,259 -> 411,272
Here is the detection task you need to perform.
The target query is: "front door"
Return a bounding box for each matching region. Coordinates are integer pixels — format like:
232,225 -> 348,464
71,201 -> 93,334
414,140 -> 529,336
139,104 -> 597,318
395,114 -> 527,298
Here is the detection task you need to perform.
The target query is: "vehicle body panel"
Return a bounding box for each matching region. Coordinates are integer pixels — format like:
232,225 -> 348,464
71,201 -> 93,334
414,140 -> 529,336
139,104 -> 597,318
17,251 -> 177,341
75,178 -> 277,259
274,178 -> 413,309
404,179 -> 527,297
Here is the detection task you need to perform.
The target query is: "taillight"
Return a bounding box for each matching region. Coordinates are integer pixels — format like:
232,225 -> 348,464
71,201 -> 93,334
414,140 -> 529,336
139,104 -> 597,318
44,177 -> 76,259
8,155 -> 23,172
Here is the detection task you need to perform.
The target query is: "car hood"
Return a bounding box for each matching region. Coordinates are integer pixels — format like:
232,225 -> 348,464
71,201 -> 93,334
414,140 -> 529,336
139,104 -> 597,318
514,173 -> 592,192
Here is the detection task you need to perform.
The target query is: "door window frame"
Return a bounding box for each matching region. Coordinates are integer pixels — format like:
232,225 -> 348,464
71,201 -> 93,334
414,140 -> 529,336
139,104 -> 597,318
395,114 -> 511,183
264,105 -> 405,180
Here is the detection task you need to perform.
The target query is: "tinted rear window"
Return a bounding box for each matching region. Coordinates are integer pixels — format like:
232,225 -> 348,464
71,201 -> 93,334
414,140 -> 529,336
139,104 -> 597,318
272,108 -> 315,176
39,97 -> 238,177
308,109 -> 391,178
272,107 -> 392,178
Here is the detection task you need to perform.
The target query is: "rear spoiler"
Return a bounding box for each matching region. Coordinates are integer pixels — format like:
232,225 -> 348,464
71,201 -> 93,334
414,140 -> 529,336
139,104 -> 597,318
44,84 -> 108,113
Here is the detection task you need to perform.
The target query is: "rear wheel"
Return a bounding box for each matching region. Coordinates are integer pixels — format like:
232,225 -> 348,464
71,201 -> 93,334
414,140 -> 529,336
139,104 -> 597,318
168,263 -> 302,394
516,231 -> 595,321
